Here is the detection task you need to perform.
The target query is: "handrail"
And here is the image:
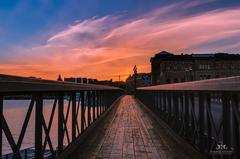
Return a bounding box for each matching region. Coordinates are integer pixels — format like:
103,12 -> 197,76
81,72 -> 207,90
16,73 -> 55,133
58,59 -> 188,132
0,81 -> 121,93
138,76 -> 240,91
0,74 -> 122,93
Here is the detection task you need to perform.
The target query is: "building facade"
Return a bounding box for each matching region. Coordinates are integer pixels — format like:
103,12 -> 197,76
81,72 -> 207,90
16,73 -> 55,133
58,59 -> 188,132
151,51 -> 240,85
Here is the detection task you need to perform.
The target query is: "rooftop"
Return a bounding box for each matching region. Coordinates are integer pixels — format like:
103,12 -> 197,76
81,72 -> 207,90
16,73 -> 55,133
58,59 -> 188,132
151,51 -> 240,62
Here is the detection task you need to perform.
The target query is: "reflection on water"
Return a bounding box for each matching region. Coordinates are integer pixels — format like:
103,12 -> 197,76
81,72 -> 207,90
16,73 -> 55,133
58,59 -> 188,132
2,99 -> 92,155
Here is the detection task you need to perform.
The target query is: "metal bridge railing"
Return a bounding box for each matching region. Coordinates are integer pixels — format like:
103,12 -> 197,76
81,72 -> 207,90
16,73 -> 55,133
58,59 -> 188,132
136,76 -> 240,159
0,75 -> 124,159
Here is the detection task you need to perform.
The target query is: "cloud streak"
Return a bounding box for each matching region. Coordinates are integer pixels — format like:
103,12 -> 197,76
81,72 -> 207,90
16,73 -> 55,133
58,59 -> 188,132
1,0 -> 240,80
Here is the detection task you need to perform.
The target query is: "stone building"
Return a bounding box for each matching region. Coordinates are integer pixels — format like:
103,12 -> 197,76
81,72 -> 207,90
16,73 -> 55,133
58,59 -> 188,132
151,51 -> 240,85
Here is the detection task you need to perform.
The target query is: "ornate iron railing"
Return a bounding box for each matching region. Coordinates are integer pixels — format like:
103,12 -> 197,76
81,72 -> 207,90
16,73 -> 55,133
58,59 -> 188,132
136,76 -> 240,159
0,75 -> 123,159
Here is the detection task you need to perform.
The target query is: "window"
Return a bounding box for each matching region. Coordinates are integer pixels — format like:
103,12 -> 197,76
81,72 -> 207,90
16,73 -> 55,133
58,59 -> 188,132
199,64 -> 210,70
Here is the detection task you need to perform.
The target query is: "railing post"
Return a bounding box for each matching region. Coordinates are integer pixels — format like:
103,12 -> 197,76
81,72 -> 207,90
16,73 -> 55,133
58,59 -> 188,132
178,92 -> 184,135
222,93 -> 231,152
233,94 -> 240,158
206,93 -> 212,152
151,91 -> 154,110
199,92 -> 205,152
232,93 -> 240,158
153,91 -> 156,111
105,91 -> 109,109
174,92 -> 179,131
157,91 -> 160,114
98,91 -> 100,116
163,92 -> 167,120
190,93 -> 195,141
87,90 -> 91,127
35,94 -> 43,159
156,91 -> 158,112
92,91 -> 96,121
184,92 -> 189,138
81,91 -> 85,133
97,91 -> 100,115
96,91 -> 99,117
103,91 -> 105,112
72,92 -> 76,141
58,93 -> 64,153
0,95 -> 3,158
167,92 -> 172,123
159,92 -> 163,118
100,91 -> 102,114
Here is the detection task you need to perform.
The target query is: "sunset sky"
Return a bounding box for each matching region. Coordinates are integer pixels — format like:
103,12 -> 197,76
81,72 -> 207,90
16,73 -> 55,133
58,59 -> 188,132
1,0 -> 240,81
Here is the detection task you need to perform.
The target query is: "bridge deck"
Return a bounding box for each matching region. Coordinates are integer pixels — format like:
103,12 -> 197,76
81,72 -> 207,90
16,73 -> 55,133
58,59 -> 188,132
69,95 -> 200,159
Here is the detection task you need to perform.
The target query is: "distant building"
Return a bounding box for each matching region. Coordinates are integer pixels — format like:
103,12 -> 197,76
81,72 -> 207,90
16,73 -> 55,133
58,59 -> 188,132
64,77 -> 126,88
151,51 -> 240,85
57,75 -> 63,81
64,77 -> 97,84
126,73 -> 151,91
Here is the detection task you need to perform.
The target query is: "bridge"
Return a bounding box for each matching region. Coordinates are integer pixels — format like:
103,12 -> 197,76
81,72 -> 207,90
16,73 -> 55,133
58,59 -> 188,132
0,74 -> 239,159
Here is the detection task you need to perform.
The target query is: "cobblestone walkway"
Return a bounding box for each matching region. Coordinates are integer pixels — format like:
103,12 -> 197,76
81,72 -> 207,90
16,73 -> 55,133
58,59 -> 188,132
71,95 -> 199,159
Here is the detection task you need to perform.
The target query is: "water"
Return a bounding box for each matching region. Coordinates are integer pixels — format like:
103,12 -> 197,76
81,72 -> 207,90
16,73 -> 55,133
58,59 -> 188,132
2,99 -> 94,155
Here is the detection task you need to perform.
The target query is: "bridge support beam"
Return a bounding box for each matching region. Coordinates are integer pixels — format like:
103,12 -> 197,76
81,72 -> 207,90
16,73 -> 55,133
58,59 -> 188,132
198,93 -> 205,153
72,92 -> 76,141
96,91 -> 99,117
35,94 -> 43,159
0,95 -> 3,158
58,93 -> 64,153
233,94 -> 240,158
92,91 -> 96,121
81,91 -> 85,133
222,93 -> 231,153
87,91 -> 91,127
206,93 -> 212,152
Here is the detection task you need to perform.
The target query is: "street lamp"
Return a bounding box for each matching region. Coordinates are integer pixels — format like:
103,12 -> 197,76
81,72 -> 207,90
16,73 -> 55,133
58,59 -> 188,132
133,65 -> 137,92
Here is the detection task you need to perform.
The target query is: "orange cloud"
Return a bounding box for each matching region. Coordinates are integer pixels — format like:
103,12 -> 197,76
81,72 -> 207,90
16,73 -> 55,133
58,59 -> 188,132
1,3 -> 240,81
